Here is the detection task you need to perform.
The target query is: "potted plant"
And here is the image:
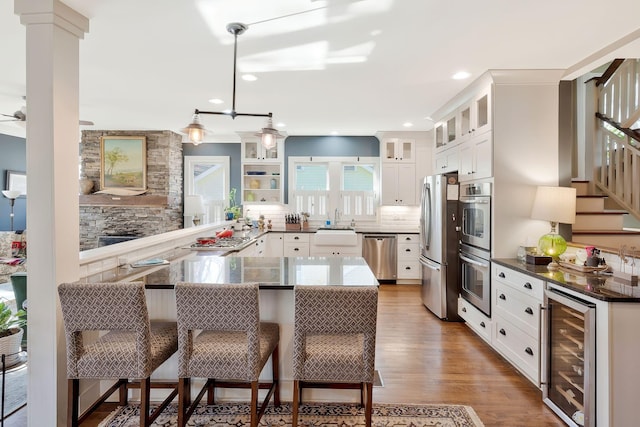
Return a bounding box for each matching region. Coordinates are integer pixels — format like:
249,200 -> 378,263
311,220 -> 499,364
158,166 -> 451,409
0,299 -> 26,366
224,188 -> 242,220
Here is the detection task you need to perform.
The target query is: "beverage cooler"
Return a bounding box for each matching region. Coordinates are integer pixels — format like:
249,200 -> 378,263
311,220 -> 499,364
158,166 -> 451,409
543,288 -> 596,427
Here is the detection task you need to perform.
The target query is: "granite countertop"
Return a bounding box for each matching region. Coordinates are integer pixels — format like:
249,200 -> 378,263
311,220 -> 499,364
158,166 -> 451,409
492,258 -> 640,303
84,255 -> 379,290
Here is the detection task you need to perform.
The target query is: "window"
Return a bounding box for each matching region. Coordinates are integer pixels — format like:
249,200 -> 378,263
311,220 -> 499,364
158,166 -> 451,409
184,156 -> 230,223
289,157 -> 378,221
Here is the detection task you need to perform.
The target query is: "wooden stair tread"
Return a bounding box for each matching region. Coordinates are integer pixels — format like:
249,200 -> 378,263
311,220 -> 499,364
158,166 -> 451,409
576,210 -> 627,215
573,230 -> 640,235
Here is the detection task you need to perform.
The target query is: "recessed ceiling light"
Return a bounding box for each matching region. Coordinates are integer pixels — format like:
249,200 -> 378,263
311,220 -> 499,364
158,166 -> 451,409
370,29 -> 382,37
209,98 -> 224,104
242,74 -> 257,81
403,122 -> 413,128
331,131 -> 339,135
452,71 -> 471,80
276,122 -> 286,128
424,116 -> 434,121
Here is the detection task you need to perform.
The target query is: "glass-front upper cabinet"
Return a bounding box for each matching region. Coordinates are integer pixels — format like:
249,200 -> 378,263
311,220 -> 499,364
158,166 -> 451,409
383,138 -> 415,163
242,138 -> 282,162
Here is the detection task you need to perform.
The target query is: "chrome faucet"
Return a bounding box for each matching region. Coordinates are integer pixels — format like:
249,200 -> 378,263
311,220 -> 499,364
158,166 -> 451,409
334,208 -> 340,226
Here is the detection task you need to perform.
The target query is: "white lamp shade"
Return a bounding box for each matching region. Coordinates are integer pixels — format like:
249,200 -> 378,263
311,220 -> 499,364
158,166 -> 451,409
184,195 -> 205,216
530,186 -> 576,224
2,190 -> 21,200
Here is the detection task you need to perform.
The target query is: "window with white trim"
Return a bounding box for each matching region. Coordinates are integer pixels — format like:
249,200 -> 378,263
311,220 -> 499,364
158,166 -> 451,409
289,157 -> 378,221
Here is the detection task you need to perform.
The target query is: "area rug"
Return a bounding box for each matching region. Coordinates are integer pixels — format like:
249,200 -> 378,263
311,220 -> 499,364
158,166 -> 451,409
99,402 -> 484,427
1,360 -> 27,418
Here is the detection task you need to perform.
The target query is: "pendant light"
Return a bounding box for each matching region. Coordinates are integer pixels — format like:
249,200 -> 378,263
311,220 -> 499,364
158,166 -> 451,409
183,22 -> 282,148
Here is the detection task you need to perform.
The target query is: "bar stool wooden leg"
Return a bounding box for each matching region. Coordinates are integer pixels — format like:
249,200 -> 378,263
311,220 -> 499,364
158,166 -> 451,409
365,382 -> 373,427
67,378 -> 79,427
140,377 -> 151,426
292,379 -> 300,427
250,381 -> 259,427
118,378 -> 128,405
272,344 -> 280,406
207,379 -> 215,404
177,378 -> 189,427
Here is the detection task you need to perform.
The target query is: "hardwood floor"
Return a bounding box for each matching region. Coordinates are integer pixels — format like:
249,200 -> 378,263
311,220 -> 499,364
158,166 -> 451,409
4,284 -> 564,426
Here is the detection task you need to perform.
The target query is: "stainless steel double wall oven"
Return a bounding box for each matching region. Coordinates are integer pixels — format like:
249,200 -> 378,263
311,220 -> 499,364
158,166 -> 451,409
459,181 -> 492,316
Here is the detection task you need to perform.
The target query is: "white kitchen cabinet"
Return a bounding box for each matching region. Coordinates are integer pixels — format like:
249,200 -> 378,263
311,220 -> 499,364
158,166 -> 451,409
382,138 -> 415,163
433,146 -> 459,173
458,297 -> 492,344
381,163 -> 416,206
266,232 -> 284,256
492,263 -> 544,386
283,233 -> 310,257
458,85 -> 492,140
241,137 -> 282,162
396,234 -> 420,281
458,131 -> 492,182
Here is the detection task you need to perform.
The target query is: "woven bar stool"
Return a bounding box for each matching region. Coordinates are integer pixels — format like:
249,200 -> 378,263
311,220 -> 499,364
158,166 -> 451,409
174,282 -> 280,427
58,282 -> 178,427
292,285 -> 378,427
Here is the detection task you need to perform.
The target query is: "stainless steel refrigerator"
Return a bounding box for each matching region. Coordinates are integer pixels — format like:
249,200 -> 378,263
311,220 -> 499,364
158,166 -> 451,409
419,173 -> 461,321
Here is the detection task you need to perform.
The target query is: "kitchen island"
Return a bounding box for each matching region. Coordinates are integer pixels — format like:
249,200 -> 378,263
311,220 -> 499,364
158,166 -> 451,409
82,255 -> 379,403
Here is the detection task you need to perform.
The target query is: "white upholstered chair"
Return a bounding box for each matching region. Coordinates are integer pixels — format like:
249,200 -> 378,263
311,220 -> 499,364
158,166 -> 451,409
292,285 -> 378,427
58,281 -> 178,427
174,282 -> 280,427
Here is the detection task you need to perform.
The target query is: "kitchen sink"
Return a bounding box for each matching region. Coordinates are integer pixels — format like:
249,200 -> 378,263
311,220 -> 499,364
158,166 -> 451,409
318,225 -> 355,230
314,229 -> 358,246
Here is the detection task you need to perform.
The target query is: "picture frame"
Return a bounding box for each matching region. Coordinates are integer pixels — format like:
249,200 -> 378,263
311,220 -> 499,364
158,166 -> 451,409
5,170 -> 27,197
100,136 -> 147,191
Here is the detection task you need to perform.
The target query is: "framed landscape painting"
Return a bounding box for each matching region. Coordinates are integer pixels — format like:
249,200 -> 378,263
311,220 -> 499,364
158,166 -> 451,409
100,136 -> 147,191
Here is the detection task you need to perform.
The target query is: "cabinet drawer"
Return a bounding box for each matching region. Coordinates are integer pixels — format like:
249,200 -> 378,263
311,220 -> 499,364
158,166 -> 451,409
493,264 -> 544,301
493,316 -> 539,385
283,243 -> 309,257
458,297 -> 491,343
493,282 -> 540,338
397,234 -> 419,244
397,260 -> 421,279
398,242 -> 419,259
284,233 -> 310,244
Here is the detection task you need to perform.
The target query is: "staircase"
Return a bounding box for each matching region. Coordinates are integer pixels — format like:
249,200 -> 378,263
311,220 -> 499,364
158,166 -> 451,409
571,180 -> 640,249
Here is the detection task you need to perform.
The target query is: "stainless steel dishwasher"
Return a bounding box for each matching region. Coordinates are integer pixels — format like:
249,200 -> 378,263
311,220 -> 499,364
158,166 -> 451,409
363,234 -> 397,281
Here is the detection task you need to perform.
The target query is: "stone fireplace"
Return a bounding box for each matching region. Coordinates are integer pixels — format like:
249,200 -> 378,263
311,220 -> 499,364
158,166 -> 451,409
79,130 -> 183,251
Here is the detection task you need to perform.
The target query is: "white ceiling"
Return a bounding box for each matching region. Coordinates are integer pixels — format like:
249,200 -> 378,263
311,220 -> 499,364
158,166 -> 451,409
1,0 -> 639,141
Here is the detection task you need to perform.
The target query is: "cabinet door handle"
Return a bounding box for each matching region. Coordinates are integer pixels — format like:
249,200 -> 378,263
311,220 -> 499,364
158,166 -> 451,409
499,294 -> 506,300
524,282 -> 532,290
462,307 -> 467,313
499,272 -> 505,278
499,328 -> 506,336
525,347 -> 534,356
525,307 -> 534,315
480,321 -> 486,328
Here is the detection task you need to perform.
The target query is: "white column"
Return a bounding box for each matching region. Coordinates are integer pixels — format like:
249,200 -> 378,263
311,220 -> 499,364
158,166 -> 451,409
14,1 -> 89,425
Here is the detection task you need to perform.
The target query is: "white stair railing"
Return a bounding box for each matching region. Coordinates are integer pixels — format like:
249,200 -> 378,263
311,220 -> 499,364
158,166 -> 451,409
595,59 -> 640,220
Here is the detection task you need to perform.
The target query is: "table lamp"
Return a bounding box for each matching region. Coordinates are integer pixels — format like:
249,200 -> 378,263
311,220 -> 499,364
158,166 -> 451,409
530,186 -> 576,270
184,195 -> 205,226
2,190 -> 22,231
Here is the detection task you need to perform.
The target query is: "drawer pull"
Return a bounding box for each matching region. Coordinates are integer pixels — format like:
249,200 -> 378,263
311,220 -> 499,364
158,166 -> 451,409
405,266 -> 411,270
499,272 -> 505,278
462,307 -> 467,313
294,248 -> 299,251
294,236 -> 300,240
524,282 -> 532,290
525,307 -> 534,315
499,294 -> 506,300
405,248 -> 412,252
499,328 -> 506,336
480,321 -> 486,328
525,347 -> 534,356
405,237 -> 412,241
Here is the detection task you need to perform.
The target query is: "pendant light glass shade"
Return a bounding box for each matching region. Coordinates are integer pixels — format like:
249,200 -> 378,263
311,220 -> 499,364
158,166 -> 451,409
182,114 -> 206,145
257,117 -> 283,149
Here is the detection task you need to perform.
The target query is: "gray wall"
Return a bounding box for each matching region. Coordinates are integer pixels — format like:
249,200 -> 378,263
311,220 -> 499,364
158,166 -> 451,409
0,134 -> 26,231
